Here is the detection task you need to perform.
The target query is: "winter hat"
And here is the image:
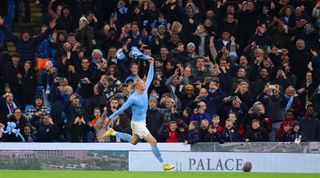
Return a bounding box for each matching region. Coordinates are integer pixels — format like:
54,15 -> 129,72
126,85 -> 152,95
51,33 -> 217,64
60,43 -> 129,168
158,24 -> 166,30
185,84 -> 194,90
149,98 -> 158,104
187,42 -> 196,48
79,16 -> 89,24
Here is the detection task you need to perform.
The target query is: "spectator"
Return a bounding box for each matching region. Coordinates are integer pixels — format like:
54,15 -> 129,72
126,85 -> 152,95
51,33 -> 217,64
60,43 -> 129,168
311,85 -> 320,114
20,61 -> 37,108
2,108 -> 28,142
285,86 -> 302,117
258,84 -> 288,141
26,96 -> 51,123
56,7 -> 76,33
281,122 -> 293,142
75,16 -> 94,52
159,121 -> 179,143
159,120 -> 188,143
288,123 -> 306,142
0,17 -> 56,63
0,92 -> 19,122
3,53 -> 23,101
94,107 -> 109,142
146,98 -> 164,141
88,83 -> 108,113
244,119 -> 269,142
184,121 -> 200,144
199,119 -> 210,141
65,93 -> 90,126
68,114 -> 91,142
211,114 -> 224,132
35,115 -> 59,142
22,125 -> 35,142
192,57 -> 210,81
177,84 -> 196,110
299,105 -> 320,141
222,118 -> 240,142
297,71 -> 317,108
158,97 -> 178,122
291,39 -> 311,81
277,111 -> 297,141
204,124 -> 224,143
206,78 -> 225,115
246,101 -> 272,134
191,101 -> 211,122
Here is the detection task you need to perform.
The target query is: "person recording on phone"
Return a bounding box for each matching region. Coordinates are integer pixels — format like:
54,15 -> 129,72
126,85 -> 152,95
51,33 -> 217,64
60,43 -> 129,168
258,84 -> 289,141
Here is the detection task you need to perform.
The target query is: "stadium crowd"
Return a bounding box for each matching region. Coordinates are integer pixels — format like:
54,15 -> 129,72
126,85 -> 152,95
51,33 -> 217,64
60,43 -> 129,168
0,0 -> 320,143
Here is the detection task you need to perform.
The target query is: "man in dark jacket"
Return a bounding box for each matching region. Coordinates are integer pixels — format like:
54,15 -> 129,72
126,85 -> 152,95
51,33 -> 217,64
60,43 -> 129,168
300,105 -> 320,141
68,115 -> 91,142
56,7 -> 76,33
65,93 -> 90,126
4,53 -> 22,100
36,115 -> 59,142
290,39 -> 312,82
207,79 -> 225,115
0,16 -> 56,63
146,98 -> 164,141
0,92 -> 19,123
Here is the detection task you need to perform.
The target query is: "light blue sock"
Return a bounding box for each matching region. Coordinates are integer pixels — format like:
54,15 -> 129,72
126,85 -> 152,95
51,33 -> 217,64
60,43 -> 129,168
115,132 -> 132,142
151,144 -> 164,163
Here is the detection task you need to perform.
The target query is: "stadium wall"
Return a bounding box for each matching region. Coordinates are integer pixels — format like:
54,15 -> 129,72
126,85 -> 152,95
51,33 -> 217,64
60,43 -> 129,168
0,142 -> 319,173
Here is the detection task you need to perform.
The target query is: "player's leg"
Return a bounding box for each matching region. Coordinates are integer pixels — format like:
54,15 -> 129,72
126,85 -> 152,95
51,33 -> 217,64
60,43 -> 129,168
143,133 -> 175,171
114,130 -> 132,142
130,134 -> 140,145
100,128 -> 132,142
143,133 -> 163,163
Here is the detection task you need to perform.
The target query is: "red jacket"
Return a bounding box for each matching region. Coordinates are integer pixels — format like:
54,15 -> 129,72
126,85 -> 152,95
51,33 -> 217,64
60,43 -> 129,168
166,131 -> 179,142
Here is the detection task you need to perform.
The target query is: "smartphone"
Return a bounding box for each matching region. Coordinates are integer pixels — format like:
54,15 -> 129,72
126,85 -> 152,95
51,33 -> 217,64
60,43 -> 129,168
277,49 -> 283,53
269,85 -> 276,89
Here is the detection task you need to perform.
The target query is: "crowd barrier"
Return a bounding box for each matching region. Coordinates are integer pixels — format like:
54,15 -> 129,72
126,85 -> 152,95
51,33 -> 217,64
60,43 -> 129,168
0,142 -> 319,173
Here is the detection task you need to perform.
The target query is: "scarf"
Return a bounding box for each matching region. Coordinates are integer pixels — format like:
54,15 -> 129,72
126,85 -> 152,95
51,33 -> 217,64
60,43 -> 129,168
6,102 -> 17,114
285,96 -> 294,112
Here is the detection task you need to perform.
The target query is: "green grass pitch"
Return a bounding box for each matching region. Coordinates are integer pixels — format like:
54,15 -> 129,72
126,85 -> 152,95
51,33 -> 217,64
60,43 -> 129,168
0,170 -> 319,178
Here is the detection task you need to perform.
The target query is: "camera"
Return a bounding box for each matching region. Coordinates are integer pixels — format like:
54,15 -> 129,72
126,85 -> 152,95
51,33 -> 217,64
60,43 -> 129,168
276,49 -> 284,53
80,79 -> 86,83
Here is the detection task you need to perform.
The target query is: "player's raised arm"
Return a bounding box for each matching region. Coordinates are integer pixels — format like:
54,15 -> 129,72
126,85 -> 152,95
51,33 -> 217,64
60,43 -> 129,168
108,97 -> 134,120
145,57 -> 154,89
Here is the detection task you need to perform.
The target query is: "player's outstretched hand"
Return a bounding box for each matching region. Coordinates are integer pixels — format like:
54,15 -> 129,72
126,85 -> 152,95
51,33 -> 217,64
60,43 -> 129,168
149,57 -> 154,64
